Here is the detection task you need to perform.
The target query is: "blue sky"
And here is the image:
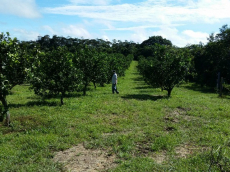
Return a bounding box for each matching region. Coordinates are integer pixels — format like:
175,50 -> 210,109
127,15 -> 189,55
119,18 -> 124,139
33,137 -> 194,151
0,0 -> 230,47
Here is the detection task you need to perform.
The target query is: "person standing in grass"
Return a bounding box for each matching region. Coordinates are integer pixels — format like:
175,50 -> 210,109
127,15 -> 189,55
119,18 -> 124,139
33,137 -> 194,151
112,70 -> 119,94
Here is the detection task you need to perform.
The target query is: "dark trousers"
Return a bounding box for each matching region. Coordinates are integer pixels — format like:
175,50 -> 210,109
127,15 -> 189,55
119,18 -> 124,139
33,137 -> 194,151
112,84 -> 119,94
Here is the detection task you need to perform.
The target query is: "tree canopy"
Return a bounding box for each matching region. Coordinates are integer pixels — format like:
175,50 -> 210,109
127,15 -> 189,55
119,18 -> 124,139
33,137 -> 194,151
187,24 -> 230,87
0,33 -> 29,125
138,44 -> 191,97
140,36 -> 172,47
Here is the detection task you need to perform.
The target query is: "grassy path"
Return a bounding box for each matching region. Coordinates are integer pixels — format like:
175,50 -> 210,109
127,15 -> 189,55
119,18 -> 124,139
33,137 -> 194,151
1,61 -> 230,171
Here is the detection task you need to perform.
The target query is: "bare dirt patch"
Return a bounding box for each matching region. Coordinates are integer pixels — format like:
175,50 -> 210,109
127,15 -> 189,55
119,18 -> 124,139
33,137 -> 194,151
164,116 -> 179,123
135,142 -> 167,164
175,144 -> 209,158
172,107 -> 191,117
136,141 -> 152,155
165,107 -> 201,122
149,151 -> 167,164
53,144 -> 117,172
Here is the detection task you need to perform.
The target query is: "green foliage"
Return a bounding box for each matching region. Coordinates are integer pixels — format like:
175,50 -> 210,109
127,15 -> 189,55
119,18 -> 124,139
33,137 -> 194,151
136,36 -> 172,61
27,36 -> 133,101
108,53 -> 133,78
75,47 -> 133,95
140,36 -> 172,47
111,40 -> 138,57
151,134 -> 178,152
189,24 -> 230,87
208,140 -> 230,171
0,33 -> 27,89
76,46 -> 107,95
138,44 -> 191,97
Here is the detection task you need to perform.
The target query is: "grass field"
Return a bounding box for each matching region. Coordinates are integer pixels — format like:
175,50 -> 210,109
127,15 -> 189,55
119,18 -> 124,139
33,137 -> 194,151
1,61 -> 230,171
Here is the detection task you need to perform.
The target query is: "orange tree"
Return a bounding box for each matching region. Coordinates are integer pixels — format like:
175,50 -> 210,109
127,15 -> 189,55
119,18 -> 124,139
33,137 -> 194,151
0,33 -> 28,125
76,46 -> 110,95
138,44 -> 192,97
28,46 -> 82,105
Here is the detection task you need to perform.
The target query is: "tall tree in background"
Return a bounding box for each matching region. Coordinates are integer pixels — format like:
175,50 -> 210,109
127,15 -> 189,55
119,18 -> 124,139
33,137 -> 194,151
137,36 -> 172,60
189,25 -> 230,87
140,36 -> 172,47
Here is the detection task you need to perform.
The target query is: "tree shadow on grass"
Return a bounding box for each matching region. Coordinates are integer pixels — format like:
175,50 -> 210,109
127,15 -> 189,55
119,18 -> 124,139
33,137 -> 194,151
26,101 -> 58,106
9,101 -> 59,108
122,94 -> 167,101
133,77 -> 144,82
8,92 -> 88,108
2,115 -> 52,134
40,92 -> 84,99
138,90 -> 156,94
135,86 -> 153,90
182,83 -> 216,94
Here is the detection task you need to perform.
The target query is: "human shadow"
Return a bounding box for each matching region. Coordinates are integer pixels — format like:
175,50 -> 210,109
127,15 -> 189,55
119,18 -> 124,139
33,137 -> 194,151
122,94 -> 166,101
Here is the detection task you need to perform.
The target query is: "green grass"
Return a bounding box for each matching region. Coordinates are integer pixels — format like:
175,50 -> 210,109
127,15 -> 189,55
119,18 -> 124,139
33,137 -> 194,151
1,61 -> 230,171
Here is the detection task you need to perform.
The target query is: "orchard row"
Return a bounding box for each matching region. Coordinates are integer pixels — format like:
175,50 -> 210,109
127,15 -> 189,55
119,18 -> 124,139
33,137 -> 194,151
1,24 -> 230,125
0,33 -> 133,125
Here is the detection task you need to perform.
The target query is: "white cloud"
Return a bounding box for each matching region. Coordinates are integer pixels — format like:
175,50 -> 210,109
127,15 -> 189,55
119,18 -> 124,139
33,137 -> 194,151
42,0 -> 227,46
117,26 -> 209,47
182,30 -> 209,45
94,20 -> 116,30
62,25 -> 91,38
42,25 -> 57,35
4,0 -> 226,47
37,24 -> 92,39
13,29 -> 39,41
102,35 -> 110,41
130,28 -> 148,44
150,27 -> 209,47
104,24 -> 183,31
0,0 -> 41,18
69,0 -> 112,5
44,0 -> 230,24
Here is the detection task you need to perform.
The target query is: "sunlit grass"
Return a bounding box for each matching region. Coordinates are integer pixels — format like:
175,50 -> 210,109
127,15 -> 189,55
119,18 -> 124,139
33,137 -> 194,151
1,61 -> 230,171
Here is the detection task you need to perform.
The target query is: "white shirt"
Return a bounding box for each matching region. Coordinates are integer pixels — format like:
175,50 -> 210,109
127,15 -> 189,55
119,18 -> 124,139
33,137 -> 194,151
112,73 -> 117,84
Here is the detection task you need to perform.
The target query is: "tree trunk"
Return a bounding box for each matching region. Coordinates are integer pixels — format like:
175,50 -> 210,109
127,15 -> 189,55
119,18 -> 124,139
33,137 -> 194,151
167,88 -> 172,97
0,55 -> 3,122
61,92 -> 65,105
6,111 -> 10,127
83,83 -> 88,96
0,95 -> 10,126
93,82 -> 96,89
0,108 -> 3,122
